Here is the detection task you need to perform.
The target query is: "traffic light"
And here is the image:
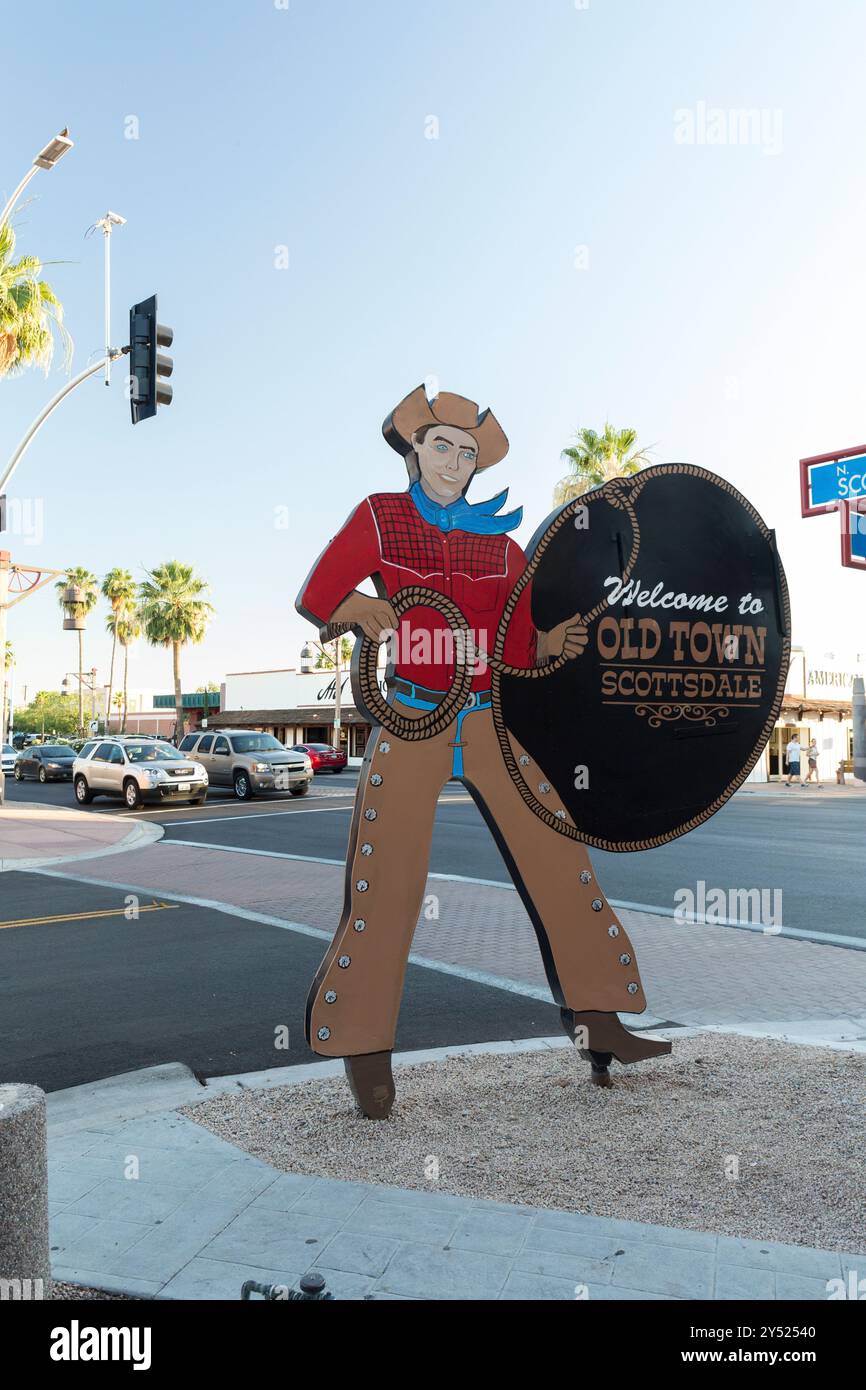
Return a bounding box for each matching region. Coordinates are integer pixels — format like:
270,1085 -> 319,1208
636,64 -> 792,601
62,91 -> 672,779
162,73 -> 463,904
128,294 -> 173,424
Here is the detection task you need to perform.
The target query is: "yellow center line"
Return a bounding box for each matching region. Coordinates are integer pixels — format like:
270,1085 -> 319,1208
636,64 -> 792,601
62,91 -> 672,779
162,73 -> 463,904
0,902 -> 179,931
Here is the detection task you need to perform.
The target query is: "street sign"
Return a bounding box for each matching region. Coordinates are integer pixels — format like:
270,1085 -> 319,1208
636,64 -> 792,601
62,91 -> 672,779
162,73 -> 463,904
88,719 -> 99,734
800,443 -> 866,570
841,499 -> 866,569
800,443 -> 866,517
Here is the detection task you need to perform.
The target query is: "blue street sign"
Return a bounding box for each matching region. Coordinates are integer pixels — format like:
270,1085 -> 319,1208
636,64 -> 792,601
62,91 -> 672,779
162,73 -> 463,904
809,455 -> 866,505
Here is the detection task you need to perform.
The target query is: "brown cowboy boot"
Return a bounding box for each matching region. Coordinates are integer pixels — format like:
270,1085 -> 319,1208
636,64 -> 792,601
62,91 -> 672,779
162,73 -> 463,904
344,1051 -> 395,1120
561,1008 -> 671,1085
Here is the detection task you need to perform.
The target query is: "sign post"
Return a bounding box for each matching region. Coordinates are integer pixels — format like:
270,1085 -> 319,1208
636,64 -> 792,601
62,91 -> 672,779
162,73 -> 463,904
799,444 -> 866,568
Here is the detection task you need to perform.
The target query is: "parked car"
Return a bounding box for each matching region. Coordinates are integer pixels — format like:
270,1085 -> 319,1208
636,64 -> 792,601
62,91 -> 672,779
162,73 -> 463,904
178,729 -> 313,800
291,742 -> 348,773
14,743 -> 77,783
72,737 -> 209,809
2,743 -> 16,773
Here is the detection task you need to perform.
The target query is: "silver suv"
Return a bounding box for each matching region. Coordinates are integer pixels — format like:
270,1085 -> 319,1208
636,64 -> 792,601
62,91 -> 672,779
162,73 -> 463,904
177,729 -> 312,800
73,737 -> 208,809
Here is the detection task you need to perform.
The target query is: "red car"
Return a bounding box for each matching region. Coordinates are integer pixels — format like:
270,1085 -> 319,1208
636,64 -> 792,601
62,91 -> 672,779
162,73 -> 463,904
292,742 -> 348,773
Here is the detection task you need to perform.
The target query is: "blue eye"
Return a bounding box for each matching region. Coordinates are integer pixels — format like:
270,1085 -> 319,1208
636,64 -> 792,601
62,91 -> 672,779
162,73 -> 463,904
435,443 -> 448,453
461,451 -> 475,461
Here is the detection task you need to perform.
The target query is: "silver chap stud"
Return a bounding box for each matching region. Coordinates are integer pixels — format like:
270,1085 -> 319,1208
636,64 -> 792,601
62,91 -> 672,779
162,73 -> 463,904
317,1027 -> 330,1041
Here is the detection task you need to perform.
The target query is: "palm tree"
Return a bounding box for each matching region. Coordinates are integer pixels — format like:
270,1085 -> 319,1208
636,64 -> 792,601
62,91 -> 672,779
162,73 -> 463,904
554,424 -> 652,504
138,562 -> 213,741
55,568 -> 99,733
0,222 -> 72,377
114,612 -> 141,733
102,569 -> 137,733
314,636 -> 353,669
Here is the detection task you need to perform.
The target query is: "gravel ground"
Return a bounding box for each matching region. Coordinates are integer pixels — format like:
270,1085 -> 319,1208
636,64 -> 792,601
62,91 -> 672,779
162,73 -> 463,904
185,1034 -> 865,1253
50,1282 -> 142,1300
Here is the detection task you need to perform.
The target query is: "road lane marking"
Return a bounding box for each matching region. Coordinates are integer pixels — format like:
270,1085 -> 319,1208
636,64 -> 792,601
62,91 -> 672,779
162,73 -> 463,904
24,867 -> 555,1001
160,795 -> 470,828
22,866 -> 866,951
0,901 -> 178,931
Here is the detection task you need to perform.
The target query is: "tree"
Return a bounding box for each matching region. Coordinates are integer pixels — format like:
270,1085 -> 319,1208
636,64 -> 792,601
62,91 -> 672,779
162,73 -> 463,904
138,562 -> 213,741
0,222 -> 72,377
114,612 -> 141,733
16,690 -> 78,738
102,568 -> 137,733
554,424 -> 652,505
55,568 -> 99,733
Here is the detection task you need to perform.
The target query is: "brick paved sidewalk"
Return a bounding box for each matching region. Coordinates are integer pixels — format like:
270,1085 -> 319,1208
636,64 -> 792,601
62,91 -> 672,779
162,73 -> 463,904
49,840 -> 866,1033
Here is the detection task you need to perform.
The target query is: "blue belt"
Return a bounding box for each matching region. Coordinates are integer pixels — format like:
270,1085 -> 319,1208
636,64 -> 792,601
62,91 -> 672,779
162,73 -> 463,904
392,683 -> 492,777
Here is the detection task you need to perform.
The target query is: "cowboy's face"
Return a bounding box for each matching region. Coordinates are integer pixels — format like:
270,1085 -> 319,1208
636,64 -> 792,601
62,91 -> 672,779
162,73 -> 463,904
413,425 -> 478,502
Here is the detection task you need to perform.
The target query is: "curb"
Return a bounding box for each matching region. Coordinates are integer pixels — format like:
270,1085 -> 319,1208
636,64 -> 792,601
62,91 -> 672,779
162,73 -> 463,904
46,1017 -> 866,1138
0,812 -> 163,872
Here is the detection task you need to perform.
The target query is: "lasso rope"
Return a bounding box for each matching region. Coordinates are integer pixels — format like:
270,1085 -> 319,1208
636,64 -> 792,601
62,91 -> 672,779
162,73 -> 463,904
328,480 -> 642,740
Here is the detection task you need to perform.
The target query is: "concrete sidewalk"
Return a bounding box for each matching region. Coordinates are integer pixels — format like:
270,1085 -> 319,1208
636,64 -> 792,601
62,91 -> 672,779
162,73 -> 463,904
0,802 -> 162,871
46,1051 -> 863,1302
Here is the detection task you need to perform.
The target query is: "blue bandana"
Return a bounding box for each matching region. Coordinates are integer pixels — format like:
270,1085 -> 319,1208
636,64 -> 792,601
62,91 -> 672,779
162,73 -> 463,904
409,481 -> 522,535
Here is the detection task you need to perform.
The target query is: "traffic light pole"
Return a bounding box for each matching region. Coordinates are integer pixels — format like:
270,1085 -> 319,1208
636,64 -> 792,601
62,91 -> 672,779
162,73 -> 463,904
0,349 -> 128,501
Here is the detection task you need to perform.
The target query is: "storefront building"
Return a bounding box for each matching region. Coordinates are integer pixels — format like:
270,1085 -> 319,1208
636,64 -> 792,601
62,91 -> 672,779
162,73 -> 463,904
752,645 -> 864,782
214,647 -> 863,780
210,668 -> 375,764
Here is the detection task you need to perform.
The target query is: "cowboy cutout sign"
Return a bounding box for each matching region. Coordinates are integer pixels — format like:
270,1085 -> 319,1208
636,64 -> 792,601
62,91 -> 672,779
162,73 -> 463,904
297,384 -> 790,1118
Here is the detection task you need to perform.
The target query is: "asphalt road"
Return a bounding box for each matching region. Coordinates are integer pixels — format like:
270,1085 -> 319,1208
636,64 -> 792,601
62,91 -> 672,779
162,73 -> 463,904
5,772 -> 864,941
0,871 -> 560,1092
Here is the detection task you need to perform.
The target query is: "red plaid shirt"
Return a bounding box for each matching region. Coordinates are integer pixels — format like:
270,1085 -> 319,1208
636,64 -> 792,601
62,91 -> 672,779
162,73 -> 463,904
298,491 -> 536,691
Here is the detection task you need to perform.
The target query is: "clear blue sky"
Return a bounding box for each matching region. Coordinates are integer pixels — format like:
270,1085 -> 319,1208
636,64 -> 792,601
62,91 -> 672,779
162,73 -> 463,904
3,0 -> 865,703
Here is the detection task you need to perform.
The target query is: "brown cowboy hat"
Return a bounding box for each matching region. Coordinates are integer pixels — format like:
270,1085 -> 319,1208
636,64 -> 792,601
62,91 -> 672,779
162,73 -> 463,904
382,384 -> 509,469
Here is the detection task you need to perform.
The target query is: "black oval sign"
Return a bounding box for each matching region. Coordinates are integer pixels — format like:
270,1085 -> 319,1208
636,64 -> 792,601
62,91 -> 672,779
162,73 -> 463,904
493,464 -> 791,850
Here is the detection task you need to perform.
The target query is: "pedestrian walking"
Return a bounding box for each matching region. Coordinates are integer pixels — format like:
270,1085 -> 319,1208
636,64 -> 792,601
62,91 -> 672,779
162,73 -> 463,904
805,739 -> 822,786
785,733 -> 802,786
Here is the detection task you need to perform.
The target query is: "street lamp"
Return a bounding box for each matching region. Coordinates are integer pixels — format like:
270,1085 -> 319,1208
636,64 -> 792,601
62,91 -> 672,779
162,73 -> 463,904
60,666 -> 98,735
60,585 -> 89,734
300,642 -> 314,675
0,129 -> 73,232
